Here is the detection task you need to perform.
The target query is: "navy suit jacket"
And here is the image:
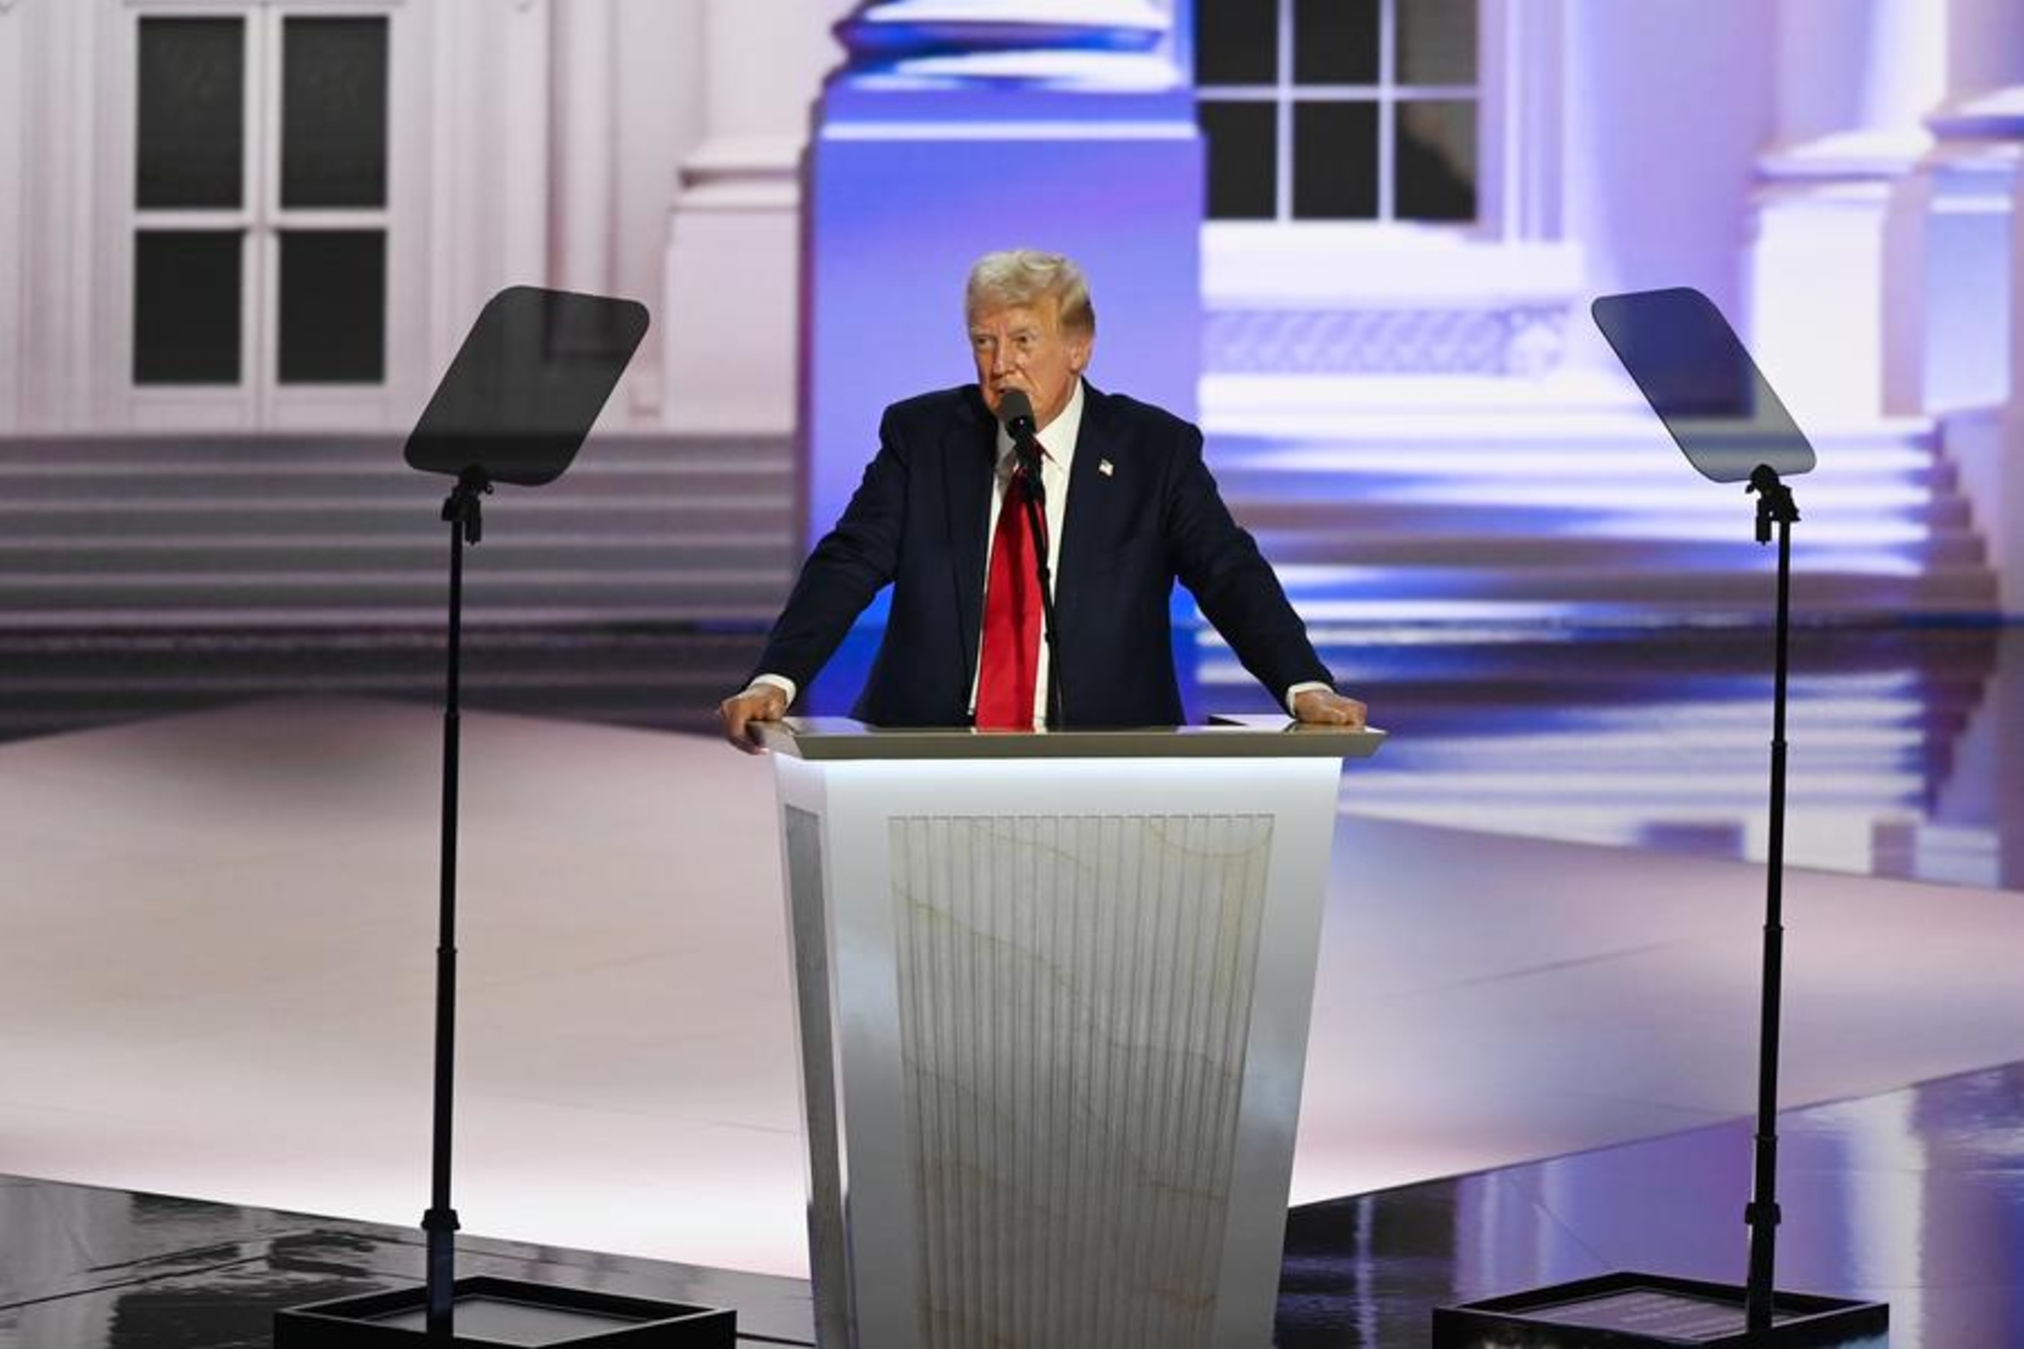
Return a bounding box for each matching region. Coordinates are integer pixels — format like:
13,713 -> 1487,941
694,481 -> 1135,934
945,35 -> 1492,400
751,383 -> 1332,728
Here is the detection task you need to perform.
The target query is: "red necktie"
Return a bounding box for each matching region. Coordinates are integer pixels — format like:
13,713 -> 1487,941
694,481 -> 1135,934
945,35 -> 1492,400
975,464 -> 1043,730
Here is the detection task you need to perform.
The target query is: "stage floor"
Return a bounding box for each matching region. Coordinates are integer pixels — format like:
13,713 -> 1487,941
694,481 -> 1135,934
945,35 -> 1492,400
3,698 -> 2022,1287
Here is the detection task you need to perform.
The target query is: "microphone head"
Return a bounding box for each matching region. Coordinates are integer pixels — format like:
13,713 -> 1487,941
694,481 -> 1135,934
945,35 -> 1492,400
996,388 -> 1037,435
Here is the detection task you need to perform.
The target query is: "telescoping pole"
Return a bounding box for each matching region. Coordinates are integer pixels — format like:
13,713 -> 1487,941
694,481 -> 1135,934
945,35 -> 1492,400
424,469 -> 487,1335
1742,464 -> 1797,1333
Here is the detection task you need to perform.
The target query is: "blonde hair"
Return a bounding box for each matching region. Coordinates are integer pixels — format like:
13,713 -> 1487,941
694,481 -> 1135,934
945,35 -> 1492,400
964,250 -> 1096,336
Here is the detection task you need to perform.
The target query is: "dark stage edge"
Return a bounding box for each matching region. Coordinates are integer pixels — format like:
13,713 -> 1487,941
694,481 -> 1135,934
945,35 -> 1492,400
0,1176 -> 814,1347
7,1059 -> 2023,1346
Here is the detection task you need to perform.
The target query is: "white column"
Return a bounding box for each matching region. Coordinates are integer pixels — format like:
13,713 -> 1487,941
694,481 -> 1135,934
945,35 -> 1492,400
497,0 -> 552,289
1882,0 -> 2024,417
423,0 -> 553,365
659,0 -> 854,434
0,0 -> 25,433
2015,137 -> 2024,416
1881,0 -> 2024,611
1943,0 -> 2024,417
1997,104 -> 2024,616
1743,0 -> 1942,427
550,0 -> 616,297
1941,0 -> 2024,123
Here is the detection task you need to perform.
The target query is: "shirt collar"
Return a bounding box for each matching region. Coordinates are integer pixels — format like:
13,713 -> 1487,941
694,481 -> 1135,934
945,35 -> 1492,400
995,378 -> 1083,474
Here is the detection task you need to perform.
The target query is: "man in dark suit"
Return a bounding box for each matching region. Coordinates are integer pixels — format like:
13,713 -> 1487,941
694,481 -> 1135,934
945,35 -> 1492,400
719,250 -> 1364,746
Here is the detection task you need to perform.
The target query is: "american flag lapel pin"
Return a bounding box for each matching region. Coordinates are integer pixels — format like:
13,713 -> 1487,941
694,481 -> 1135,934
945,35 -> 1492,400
1098,458 -> 1114,477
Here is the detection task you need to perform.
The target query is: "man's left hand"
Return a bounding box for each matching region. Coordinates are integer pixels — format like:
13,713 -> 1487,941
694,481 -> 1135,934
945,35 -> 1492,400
1292,688 -> 1367,729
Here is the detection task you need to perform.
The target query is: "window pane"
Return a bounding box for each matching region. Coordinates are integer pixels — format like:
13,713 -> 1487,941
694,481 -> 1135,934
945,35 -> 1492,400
1398,0 -> 1478,85
1395,100 -> 1477,221
1200,101 -> 1277,220
1293,0 -> 1378,85
137,18 -> 245,209
282,17 -> 389,209
1293,101 -> 1377,220
1196,0 -> 1277,86
134,231 -> 242,384
279,231 -> 385,383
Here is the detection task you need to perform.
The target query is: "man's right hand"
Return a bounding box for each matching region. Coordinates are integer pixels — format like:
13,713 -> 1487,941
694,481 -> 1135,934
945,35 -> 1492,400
718,683 -> 789,754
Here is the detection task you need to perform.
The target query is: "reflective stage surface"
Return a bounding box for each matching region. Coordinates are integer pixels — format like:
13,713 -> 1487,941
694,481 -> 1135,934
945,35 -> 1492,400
1278,1058 -> 2024,1347
6,1059 -> 2017,1346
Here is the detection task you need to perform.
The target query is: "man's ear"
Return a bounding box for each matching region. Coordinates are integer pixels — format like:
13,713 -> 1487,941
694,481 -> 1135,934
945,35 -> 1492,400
1068,332 -> 1093,374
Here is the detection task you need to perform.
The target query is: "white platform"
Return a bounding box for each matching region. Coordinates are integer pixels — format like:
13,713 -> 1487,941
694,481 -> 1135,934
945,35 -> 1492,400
2,699 -> 2021,1279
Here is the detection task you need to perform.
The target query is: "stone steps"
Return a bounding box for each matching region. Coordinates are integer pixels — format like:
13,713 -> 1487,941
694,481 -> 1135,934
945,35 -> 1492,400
0,434 -> 799,628
1203,384 -> 1997,621
0,627 -> 765,741
1200,623 -> 1999,876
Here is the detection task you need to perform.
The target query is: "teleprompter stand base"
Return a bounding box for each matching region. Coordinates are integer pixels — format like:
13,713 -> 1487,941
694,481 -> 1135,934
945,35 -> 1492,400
1434,1272 -> 1887,1348
273,1275 -> 735,1347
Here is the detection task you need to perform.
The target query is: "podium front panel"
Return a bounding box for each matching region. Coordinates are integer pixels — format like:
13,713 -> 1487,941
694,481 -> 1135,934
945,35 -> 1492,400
770,751 -> 1345,1349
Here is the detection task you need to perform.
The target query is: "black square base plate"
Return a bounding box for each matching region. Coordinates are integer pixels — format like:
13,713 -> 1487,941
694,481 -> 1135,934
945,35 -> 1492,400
274,1275 -> 736,1347
1434,1271 -> 1887,1347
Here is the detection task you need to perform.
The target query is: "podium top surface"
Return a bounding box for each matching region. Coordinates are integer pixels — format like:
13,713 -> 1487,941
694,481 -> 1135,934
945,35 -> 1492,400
753,716 -> 1386,762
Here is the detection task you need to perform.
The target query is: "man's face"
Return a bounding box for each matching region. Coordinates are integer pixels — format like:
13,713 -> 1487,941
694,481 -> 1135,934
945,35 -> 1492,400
968,296 -> 1092,431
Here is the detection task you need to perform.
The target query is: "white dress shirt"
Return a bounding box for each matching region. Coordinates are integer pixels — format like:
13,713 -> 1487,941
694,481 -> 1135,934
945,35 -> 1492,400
966,377 -> 1082,726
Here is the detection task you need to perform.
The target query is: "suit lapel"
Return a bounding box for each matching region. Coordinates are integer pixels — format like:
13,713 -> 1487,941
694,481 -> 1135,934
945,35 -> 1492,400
946,391 -> 996,686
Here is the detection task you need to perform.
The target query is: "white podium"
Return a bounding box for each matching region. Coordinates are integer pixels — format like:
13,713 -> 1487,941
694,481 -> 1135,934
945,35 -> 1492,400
758,717 -> 1383,1349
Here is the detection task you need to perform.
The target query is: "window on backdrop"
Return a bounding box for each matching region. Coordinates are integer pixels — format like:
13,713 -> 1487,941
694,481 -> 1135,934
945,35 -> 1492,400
133,10 -> 389,389
1195,0 -> 1479,223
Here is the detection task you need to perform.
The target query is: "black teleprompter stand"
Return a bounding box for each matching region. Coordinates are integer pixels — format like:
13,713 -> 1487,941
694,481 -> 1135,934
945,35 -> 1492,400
275,288 -> 730,1347
1435,290 -> 1887,1348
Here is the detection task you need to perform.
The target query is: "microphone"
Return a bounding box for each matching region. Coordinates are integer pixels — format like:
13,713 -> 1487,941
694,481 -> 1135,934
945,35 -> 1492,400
995,389 -> 1045,491
997,388 -> 1038,441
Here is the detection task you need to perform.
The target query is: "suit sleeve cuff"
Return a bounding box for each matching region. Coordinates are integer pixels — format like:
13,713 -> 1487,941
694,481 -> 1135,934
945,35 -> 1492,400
748,674 -> 798,707
1284,681 -> 1331,718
